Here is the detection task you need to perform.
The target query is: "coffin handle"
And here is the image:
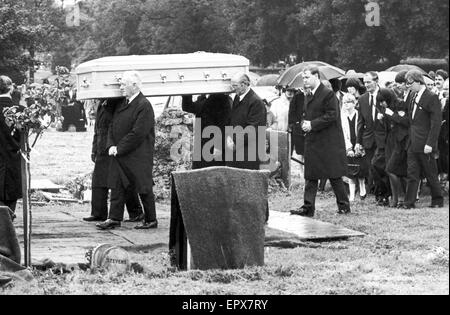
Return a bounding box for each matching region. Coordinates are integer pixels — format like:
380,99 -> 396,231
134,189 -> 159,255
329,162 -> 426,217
160,73 -> 167,83
80,77 -> 90,88
178,72 -> 184,82
203,71 -> 210,81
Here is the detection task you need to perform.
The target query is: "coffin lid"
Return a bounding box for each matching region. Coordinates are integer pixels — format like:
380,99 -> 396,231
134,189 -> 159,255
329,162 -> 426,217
76,52 -> 249,74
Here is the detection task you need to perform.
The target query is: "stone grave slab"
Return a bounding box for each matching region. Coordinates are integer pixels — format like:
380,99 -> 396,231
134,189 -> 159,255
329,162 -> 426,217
30,179 -> 65,192
267,210 -> 365,241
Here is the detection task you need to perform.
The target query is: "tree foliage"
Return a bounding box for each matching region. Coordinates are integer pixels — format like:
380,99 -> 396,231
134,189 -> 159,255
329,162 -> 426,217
1,0 -> 448,81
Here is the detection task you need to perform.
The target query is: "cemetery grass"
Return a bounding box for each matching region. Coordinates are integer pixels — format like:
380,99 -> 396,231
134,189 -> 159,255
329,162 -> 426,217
4,130 -> 449,295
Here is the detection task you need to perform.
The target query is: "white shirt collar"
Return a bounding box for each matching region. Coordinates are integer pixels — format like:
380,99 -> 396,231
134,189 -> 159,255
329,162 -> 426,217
370,87 -> 379,98
415,86 -> 426,103
311,84 -> 320,96
239,87 -> 251,102
128,91 -> 140,104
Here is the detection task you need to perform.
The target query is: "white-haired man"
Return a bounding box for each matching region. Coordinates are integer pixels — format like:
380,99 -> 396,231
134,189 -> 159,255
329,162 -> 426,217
227,72 -> 266,170
97,71 -> 158,230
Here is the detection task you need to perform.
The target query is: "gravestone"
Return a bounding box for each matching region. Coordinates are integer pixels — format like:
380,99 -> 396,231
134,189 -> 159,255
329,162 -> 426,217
169,167 -> 269,270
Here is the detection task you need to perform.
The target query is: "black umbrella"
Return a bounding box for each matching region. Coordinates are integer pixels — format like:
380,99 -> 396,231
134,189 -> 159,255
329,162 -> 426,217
286,65 -> 346,89
277,61 -> 345,87
256,74 -> 279,87
386,64 -> 427,74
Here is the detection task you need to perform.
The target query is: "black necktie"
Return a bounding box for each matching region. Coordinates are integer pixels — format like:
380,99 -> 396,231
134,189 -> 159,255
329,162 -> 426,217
232,95 -> 240,109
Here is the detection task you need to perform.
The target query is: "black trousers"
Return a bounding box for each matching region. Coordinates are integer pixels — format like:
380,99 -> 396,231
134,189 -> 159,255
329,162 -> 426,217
91,187 -> 143,220
365,146 -> 376,193
405,151 -> 443,207
109,186 -> 156,223
303,178 -> 350,214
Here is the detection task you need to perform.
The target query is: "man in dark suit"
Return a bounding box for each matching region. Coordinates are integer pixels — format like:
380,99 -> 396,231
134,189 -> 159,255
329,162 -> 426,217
0,75 -> 22,219
356,72 -> 390,205
402,70 -> 443,209
83,98 -> 143,222
226,73 -> 266,170
290,66 -> 349,217
96,71 -> 157,230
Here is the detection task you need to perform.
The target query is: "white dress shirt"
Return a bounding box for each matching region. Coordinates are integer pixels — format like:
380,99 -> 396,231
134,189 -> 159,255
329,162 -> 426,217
412,86 -> 426,119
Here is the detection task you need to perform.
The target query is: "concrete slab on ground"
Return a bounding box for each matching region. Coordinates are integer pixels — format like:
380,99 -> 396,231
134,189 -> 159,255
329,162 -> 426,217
267,210 -> 365,241
30,179 -> 65,192
14,207 -> 364,265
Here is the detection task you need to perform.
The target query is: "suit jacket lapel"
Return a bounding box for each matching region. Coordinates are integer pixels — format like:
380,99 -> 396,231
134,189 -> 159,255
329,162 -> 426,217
117,92 -> 142,113
234,89 -> 252,110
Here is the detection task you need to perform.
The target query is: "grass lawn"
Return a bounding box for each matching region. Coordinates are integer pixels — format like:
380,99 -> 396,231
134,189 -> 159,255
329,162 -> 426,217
2,129 -> 448,295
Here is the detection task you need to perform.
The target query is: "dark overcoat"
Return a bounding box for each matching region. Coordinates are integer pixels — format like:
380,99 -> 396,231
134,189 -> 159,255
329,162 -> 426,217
182,94 -> 232,169
302,84 -> 347,180
288,91 -> 306,155
227,89 -> 266,170
91,99 -> 121,188
0,97 -> 22,202
357,90 -> 388,150
407,89 -> 442,153
107,93 -> 155,193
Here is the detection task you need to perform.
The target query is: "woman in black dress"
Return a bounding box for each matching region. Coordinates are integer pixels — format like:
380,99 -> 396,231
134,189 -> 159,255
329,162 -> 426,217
377,87 -> 409,207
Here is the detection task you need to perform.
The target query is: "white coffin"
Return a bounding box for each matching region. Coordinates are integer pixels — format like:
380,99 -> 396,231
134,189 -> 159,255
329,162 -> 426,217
75,52 -> 249,99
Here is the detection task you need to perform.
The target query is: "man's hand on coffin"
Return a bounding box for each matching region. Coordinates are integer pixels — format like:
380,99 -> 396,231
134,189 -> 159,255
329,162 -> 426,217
109,146 -> 118,156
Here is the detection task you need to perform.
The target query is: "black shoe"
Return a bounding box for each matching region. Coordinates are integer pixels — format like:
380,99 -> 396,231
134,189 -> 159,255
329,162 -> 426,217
134,220 -> 158,229
377,198 -> 390,207
400,204 -> 415,210
96,219 -> 121,230
389,201 -> 398,208
429,204 -> 443,209
290,208 -> 314,217
83,216 -> 106,222
124,213 -> 145,222
337,208 -> 351,214
360,194 -> 367,200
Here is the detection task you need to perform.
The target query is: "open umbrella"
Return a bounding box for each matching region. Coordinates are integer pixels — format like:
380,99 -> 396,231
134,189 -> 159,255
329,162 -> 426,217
286,65 -> 346,89
378,71 -> 398,88
277,61 -> 345,87
386,64 -> 427,74
339,69 -> 365,80
256,74 -> 279,87
248,71 -> 261,86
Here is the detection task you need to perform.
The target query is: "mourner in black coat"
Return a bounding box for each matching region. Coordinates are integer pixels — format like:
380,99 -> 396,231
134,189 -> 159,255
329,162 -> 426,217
289,66 -> 349,217
378,87 -> 409,207
182,93 -> 232,169
96,71 -> 157,230
357,72 -> 390,205
288,91 -> 306,156
402,70 -> 443,209
226,73 -> 266,170
0,76 -> 22,215
83,98 -> 143,222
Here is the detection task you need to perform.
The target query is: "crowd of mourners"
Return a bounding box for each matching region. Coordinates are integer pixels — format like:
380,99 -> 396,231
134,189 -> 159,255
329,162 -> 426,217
1,66 -> 448,229
268,69 -> 449,211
